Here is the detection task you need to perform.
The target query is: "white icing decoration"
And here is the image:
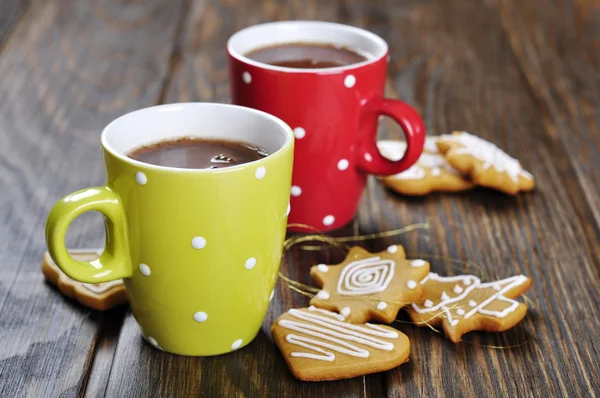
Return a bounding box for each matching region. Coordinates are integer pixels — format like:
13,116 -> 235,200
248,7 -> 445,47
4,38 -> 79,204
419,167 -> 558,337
412,274 -> 529,328
308,306 -> 346,321
316,290 -> 330,300
441,291 -> 450,300
377,140 -> 457,179
245,257 -> 257,270
193,311 -> 208,323
406,280 -> 417,289
411,259 -> 426,268
337,159 -> 349,170
135,172 -> 147,185
493,284 -> 501,291
341,307 -> 351,317
139,263 -> 151,276
440,132 -> 532,182
82,279 -> 123,294
424,137 -> 440,153
278,308 -> 398,362
291,185 -> 302,196
337,256 -> 395,296
191,236 -> 206,249
377,301 -> 387,310
454,285 -> 463,294
242,71 -> 251,84
317,264 -> 328,272
387,245 -> 398,254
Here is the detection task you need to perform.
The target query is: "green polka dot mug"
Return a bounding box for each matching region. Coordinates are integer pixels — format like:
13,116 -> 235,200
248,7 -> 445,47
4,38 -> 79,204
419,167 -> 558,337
45,103 -> 294,356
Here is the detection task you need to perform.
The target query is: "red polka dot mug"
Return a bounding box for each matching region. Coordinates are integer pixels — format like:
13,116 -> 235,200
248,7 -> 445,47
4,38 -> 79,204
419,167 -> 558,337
228,21 -> 425,232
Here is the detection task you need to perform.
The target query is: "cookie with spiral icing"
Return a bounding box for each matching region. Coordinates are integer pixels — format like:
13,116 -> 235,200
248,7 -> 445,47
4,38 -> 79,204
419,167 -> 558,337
378,138 -> 473,196
436,131 -> 535,195
271,306 -> 410,381
309,245 -> 430,324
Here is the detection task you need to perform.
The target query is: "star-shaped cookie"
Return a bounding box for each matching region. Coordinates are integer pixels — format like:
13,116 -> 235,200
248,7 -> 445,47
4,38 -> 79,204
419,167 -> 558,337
378,138 -> 473,196
271,306 -> 410,381
436,131 -> 535,195
310,245 -> 430,324
406,272 -> 532,342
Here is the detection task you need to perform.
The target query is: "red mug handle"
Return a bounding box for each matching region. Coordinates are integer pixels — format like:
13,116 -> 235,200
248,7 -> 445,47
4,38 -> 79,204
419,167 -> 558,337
356,97 -> 425,175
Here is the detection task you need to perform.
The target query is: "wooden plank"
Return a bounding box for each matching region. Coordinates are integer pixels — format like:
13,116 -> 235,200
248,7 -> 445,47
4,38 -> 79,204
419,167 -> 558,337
107,0 -> 597,397
0,0 -> 185,395
367,0 -> 600,396
494,0 -> 600,280
0,0 -> 29,50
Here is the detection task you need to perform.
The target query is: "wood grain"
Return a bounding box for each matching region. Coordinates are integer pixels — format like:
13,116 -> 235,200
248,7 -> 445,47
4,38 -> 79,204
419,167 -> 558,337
0,0 -> 185,396
0,0 -> 599,396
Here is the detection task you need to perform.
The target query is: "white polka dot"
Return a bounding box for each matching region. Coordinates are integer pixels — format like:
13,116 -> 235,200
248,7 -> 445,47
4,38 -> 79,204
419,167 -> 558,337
269,290 -> 275,301
231,339 -> 243,350
344,74 -> 356,88
255,166 -> 266,180
323,215 -> 335,226
317,264 -> 328,272
454,285 -> 463,294
377,301 -> 387,310
341,307 -> 351,317
244,257 -> 257,270
406,280 -> 417,289
193,311 -> 208,323
136,172 -> 147,185
387,245 -> 398,254
293,127 -> 306,139
291,185 -> 302,196
286,203 -> 291,216
469,300 -> 477,307
192,236 -> 206,249
441,291 -> 450,300
364,153 -> 372,162
139,263 -> 151,276
147,336 -> 159,348
242,71 -> 251,84
411,259 -> 426,267
316,290 -> 330,300
424,300 -> 433,308
456,308 -> 465,316
337,159 -> 349,170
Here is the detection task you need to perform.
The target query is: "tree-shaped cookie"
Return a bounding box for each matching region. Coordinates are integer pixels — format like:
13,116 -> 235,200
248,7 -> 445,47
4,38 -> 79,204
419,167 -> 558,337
436,131 -> 535,195
406,272 -> 532,342
310,245 -> 430,324
377,138 -> 473,196
271,306 -> 410,381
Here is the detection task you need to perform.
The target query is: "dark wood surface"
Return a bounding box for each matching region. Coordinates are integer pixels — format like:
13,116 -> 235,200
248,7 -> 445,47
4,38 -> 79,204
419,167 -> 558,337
0,0 -> 598,396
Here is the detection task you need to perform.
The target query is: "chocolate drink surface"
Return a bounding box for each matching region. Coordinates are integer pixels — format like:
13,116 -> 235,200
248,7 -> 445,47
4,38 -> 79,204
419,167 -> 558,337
128,137 -> 268,169
245,42 -> 368,69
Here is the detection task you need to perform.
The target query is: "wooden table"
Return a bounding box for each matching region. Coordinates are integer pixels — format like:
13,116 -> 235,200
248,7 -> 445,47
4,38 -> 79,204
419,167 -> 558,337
1,0 -> 599,396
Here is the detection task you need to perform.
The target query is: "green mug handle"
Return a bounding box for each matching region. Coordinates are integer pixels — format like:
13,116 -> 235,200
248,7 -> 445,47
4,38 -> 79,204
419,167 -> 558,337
45,186 -> 132,283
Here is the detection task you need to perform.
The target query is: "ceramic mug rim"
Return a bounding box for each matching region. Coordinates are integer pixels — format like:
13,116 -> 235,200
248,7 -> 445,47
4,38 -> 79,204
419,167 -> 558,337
227,20 -> 388,74
100,102 -> 294,174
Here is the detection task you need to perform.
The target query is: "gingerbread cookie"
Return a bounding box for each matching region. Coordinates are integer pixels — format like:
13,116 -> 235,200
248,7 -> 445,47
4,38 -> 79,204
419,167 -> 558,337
436,131 -> 535,195
406,272 -> 532,342
377,138 -> 473,196
42,250 -> 128,311
310,245 -> 430,324
271,306 -> 410,381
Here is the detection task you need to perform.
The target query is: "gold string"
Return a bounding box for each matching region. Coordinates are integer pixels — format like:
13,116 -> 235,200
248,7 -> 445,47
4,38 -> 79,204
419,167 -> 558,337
278,224 -> 532,349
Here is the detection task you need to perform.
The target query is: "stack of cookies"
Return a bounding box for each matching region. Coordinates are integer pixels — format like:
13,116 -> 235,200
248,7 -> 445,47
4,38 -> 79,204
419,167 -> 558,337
378,131 -> 535,196
271,246 -> 532,381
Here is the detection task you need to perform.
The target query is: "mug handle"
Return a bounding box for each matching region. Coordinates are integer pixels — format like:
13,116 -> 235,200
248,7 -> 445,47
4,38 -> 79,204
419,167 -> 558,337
45,186 -> 132,283
356,97 -> 425,175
